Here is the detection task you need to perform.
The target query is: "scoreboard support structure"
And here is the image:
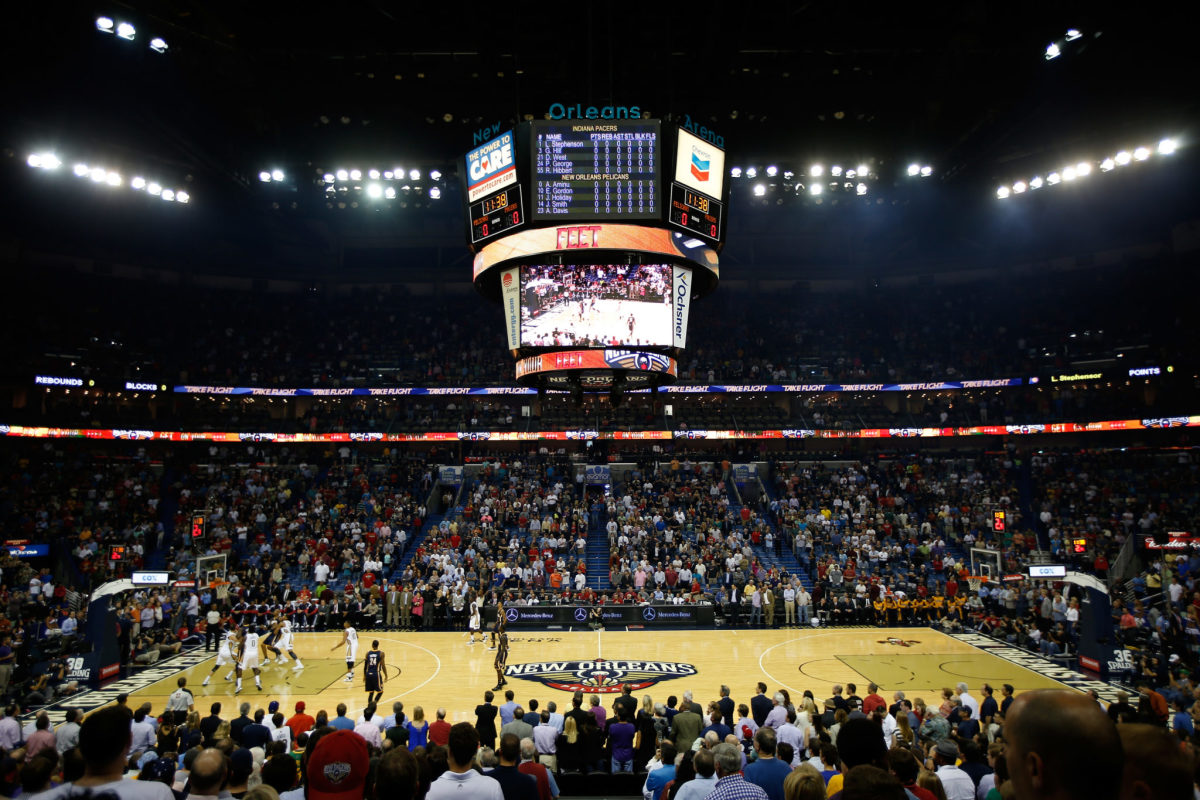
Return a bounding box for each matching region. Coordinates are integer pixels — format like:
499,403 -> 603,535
462,117 -> 730,395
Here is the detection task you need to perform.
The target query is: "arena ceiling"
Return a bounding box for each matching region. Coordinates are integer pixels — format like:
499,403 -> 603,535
1,2 -> 1197,282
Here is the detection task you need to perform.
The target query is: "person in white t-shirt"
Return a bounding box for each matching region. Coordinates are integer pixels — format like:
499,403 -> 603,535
425,722 -> 503,800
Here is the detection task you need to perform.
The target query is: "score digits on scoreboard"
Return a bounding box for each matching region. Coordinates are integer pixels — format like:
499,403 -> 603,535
669,184 -> 723,242
470,185 -> 525,245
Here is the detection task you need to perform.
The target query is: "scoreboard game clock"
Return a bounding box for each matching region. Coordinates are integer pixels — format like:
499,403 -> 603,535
470,185 -> 525,245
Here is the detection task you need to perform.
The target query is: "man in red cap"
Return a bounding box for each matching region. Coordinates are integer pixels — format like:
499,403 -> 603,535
287,701 -> 315,742
306,730 -> 369,800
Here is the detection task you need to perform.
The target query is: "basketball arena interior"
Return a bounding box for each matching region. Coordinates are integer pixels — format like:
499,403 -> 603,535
1,5 -> 1198,800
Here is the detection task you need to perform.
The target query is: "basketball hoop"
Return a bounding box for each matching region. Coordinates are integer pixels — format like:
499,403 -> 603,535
966,575 -> 984,594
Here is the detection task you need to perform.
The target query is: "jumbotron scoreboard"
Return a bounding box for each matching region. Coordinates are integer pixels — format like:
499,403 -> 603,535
463,115 -> 729,393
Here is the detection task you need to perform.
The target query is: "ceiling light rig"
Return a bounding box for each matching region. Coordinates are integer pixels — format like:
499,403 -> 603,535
996,137 -> 1179,200
95,14 -> 168,53
27,151 -> 190,204
301,162 -> 453,210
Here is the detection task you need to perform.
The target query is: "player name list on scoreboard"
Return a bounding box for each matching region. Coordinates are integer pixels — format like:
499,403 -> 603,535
532,122 -> 659,220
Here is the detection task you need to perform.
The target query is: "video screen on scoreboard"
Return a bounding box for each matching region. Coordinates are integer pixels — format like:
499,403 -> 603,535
531,120 -> 660,220
520,264 -> 672,348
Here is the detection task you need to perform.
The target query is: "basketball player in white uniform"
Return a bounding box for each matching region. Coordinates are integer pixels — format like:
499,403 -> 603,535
202,624 -> 238,686
276,619 -> 304,670
330,619 -> 358,682
235,627 -> 263,693
467,592 -> 482,645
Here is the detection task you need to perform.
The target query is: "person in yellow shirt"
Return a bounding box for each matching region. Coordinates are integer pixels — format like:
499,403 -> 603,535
884,595 -> 899,627
931,594 -> 946,621
897,595 -> 912,626
873,597 -> 886,626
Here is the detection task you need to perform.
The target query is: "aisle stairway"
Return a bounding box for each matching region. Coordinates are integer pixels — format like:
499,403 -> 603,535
584,497 -> 611,590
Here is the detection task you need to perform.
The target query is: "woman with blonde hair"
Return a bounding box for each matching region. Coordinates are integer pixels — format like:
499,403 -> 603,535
556,716 -> 586,773
893,711 -> 915,747
784,763 -> 827,800
917,769 -> 948,800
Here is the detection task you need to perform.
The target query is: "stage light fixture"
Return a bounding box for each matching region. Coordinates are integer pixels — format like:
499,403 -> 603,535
89,167 -> 106,182
323,173 -> 334,182
147,182 -> 162,196
409,169 -> 421,180
368,169 -> 380,180
1065,28 -> 1082,41
429,187 -> 442,199
176,191 -> 189,204
830,165 -> 843,177
783,170 -> 794,180
1045,43 -> 1060,60
856,183 -> 867,195
384,187 -> 396,199
1114,151 -> 1131,165
105,172 -> 122,187
1013,181 -> 1027,193
149,37 -> 167,53
809,164 -> 823,177
73,163 -> 89,177
96,16 -> 114,32
1158,138 -> 1177,155
1029,176 -> 1044,189
1075,162 -> 1091,177
271,169 -> 284,182
383,171 -> 394,180
366,183 -> 383,199
430,169 -> 442,181
336,169 -> 349,181
1062,166 -> 1077,181
746,167 -> 757,178
766,165 -> 778,177
349,169 -> 362,180
907,163 -> 920,176
857,164 -> 870,176
997,186 -> 1011,199
116,22 -> 135,40
26,154 -> 41,168
920,166 -> 932,177
1100,158 -> 1115,172
1047,172 -> 1061,185
258,171 -> 272,182
809,183 -> 822,196
1133,146 -> 1150,161
730,167 -> 742,178
162,189 -> 175,201
753,183 -> 766,197
131,176 -> 146,189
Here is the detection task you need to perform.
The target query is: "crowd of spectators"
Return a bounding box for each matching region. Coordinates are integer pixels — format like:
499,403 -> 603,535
2,675 -> 1196,800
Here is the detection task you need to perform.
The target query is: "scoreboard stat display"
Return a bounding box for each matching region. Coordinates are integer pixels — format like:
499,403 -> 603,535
532,121 -> 660,220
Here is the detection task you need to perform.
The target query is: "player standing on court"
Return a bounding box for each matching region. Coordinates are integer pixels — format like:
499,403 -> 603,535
492,630 -> 509,691
467,591 -> 482,645
235,626 -> 263,694
330,618 -> 358,682
364,639 -> 388,706
202,622 -> 239,686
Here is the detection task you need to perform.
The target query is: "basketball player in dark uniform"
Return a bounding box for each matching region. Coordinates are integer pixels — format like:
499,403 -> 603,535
364,639 -> 387,706
492,631 -> 509,691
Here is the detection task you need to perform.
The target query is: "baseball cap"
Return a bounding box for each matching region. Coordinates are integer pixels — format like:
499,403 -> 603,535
269,701 -> 280,713
306,729 -> 369,800
296,701 -> 307,712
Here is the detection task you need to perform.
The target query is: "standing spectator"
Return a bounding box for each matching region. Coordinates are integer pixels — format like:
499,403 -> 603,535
427,723 -> 502,800
1004,690 -> 1123,800
707,742 -> 768,800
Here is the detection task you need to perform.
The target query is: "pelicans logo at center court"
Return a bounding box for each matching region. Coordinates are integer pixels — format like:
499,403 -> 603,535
504,658 -> 697,693
877,637 -> 921,647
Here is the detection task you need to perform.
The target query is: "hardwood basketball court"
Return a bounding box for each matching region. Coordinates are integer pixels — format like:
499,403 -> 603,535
121,627 -> 1082,722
